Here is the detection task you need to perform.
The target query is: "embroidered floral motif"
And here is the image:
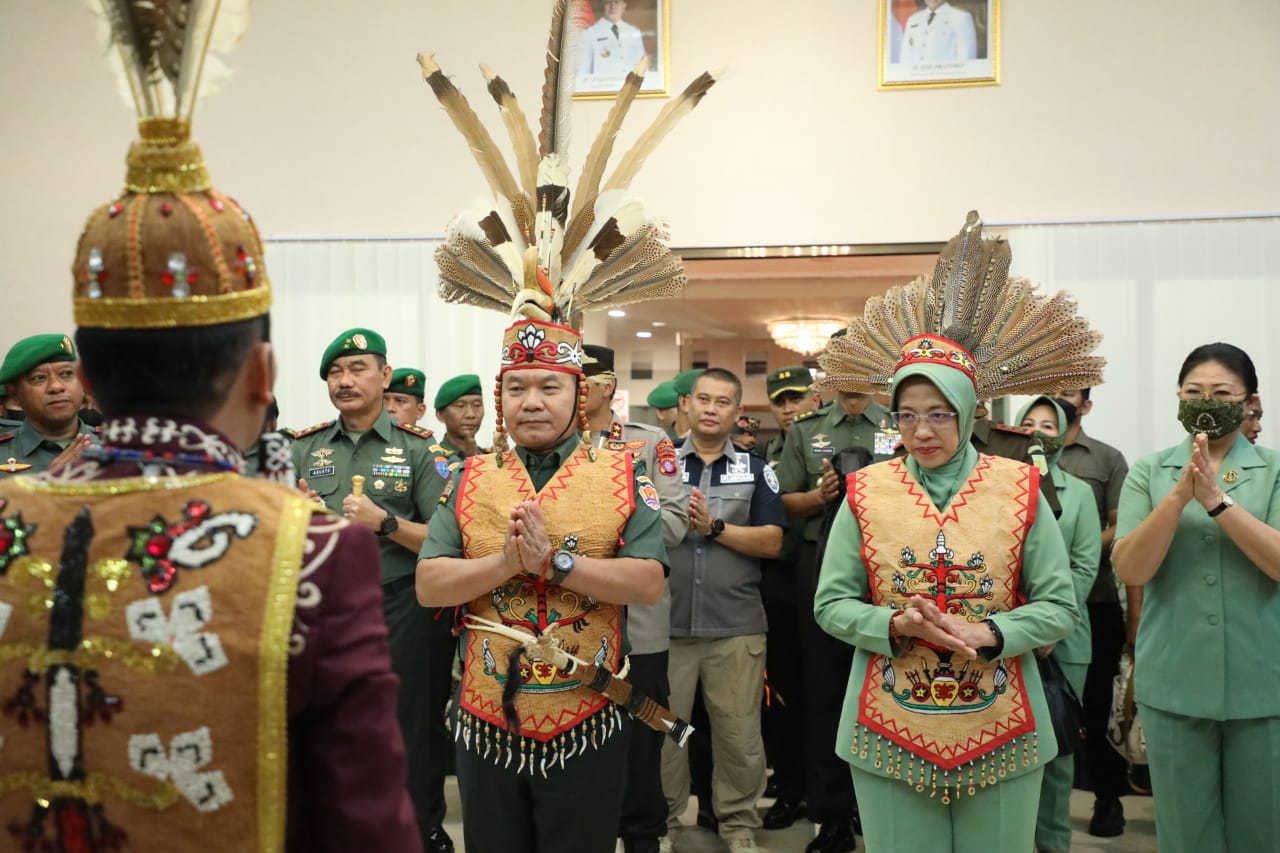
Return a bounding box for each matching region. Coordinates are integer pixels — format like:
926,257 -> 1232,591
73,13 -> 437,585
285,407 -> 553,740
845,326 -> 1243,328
128,726 -> 234,812
0,498 -> 36,576
125,501 -> 258,593
290,515 -> 347,656
125,585 -> 228,675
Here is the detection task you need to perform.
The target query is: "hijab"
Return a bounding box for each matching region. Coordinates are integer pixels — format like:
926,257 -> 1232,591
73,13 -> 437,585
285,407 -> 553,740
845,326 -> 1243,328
890,361 -> 978,510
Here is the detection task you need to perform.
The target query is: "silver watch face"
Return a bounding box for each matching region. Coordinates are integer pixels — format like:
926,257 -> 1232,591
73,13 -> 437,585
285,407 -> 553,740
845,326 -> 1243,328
553,550 -> 574,571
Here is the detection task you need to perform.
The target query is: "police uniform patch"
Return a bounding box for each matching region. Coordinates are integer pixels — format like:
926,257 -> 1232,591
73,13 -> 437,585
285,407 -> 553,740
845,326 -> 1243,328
636,475 -> 661,511
655,437 -> 678,477
763,466 -> 780,494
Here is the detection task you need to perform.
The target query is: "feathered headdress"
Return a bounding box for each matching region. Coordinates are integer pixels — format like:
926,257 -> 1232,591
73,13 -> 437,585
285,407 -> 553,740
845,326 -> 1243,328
420,0 -> 718,458
818,211 -> 1105,397
72,0 -> 269,330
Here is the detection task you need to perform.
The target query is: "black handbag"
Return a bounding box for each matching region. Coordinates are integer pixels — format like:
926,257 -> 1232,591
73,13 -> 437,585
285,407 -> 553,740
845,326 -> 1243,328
1037,653 -> 1087,756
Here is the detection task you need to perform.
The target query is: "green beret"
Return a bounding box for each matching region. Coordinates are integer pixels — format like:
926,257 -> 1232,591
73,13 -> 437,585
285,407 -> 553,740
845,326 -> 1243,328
646,380 -> 678,409
435,374 -> 484,410
387,367 -> 426,398
766,365 -> 813,400
0,334 -> 77,386
319,328 -> 386,379
672,369 -> 705,397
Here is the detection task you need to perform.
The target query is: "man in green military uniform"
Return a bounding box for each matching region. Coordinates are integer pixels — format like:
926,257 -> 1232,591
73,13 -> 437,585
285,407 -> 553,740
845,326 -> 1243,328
384,366 -> 429,426
0,333 -> 99,476
433,373 -> 486,461
671,368 -> 705,442
777,385 -> 895,850
290,327 -> 456,853
648,380 -> 679,440
758,366 -> 821,831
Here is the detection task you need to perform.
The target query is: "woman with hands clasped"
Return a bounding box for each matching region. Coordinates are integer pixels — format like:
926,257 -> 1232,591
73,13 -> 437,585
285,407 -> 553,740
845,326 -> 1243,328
812,340 -> 1079,853
1112,343 -> 1280,853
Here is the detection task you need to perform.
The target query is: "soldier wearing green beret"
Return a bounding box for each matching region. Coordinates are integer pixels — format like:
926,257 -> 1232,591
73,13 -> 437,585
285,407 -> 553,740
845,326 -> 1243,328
0,333 -> 99,477
433,373 -> 486,461
671,368 -> 705,442
385,367 -> 428,426
290,327 -> 456,852
647,380 -> 679,440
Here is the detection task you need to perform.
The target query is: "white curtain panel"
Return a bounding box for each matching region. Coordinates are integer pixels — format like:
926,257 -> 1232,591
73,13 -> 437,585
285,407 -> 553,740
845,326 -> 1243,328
1004,217 -> 1280,465
264,239 -> 508,435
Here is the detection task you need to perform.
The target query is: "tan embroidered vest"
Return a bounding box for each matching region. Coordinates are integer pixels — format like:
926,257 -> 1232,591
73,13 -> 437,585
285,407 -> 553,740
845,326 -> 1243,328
847,455 -> 1039,800
0,473 -> 310,852
455,446 -> 634,770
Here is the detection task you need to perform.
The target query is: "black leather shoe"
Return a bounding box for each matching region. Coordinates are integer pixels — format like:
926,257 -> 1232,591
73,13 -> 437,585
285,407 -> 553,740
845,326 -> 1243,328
805,819 -> 857,853
764,776 -> 780,799
761,796 -> 807,830
696,804 -> 718,832
1088,796 -> 1126,838
425,824 -> 455,853
623,840 -> 661,853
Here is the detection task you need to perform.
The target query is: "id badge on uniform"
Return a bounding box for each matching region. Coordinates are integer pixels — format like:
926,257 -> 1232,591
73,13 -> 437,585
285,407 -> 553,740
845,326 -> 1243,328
874,429 -> 901,456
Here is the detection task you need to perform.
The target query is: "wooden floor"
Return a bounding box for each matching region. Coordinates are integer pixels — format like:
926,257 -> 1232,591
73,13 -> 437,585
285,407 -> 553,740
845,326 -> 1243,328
438,782 -> 1159,852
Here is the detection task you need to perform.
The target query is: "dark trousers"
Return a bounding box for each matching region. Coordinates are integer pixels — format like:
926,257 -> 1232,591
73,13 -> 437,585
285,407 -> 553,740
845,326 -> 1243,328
761,561 -> 805,800
383,577 -> 457,838
1082,600 -> 1130,799
620,651 -> 670,841
456,713 -> 630,853
796,541 -> 856,823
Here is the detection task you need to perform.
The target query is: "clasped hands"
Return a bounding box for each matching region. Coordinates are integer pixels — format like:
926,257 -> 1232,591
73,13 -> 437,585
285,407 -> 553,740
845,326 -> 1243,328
892,596 -> 998,661
1174,432 -> 1228,511
688,487 -> 714,535
504,500 -> 556,582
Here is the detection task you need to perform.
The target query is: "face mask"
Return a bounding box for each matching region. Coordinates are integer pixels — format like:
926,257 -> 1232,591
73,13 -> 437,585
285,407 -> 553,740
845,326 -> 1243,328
1178,399 -> 1246,438
1033,431 -> 1064,457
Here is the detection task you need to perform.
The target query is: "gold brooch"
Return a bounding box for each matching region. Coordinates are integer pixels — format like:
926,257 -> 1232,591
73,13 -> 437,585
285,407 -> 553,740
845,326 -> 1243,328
1223,470 -> 1238,484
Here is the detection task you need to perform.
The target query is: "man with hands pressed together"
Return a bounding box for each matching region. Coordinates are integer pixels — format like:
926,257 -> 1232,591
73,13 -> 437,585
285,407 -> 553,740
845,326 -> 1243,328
662,368 -> 784,853
290,327 -> 454,853
416,322 -> 667,853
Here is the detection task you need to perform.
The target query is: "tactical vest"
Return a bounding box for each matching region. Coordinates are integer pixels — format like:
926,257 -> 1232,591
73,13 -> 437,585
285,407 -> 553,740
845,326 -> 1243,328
454,445 -> 634,774
0,472 -> 313,851
847,455 -> 1040,802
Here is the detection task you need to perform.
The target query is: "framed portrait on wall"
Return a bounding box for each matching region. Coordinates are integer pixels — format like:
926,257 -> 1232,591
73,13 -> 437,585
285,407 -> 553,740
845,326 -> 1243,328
879,0 -> 1000,90
573,0 -> 670,99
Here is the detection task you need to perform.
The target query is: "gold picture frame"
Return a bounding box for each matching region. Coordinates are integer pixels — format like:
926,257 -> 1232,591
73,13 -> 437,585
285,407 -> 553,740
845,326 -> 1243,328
573,0 -> 671,100
878,0 -> 1001,91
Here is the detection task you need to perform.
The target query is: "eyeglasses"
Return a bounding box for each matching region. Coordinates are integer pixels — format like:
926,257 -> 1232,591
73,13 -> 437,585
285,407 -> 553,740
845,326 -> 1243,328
1179,389 -> 1247,402
890,411 -> 958,430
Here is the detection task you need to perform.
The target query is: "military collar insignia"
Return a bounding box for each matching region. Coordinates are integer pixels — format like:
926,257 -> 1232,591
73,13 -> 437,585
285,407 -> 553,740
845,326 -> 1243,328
609,421 -> 624,442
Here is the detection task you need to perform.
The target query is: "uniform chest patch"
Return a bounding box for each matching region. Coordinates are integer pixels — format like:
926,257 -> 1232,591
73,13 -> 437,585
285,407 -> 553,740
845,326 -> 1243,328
810,433 -> 834,455
636,475 -> 661,511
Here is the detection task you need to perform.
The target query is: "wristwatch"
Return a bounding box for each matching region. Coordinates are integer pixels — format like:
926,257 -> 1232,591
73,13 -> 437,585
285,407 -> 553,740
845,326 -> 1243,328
378,512 -> 399,537
707,518 -> 726,540
1207,494 -> 1235,518
550,549 -> 575,585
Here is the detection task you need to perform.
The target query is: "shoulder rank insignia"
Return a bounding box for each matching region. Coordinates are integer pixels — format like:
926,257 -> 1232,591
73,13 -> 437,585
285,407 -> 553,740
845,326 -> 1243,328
1,457 -> 32,473
395,422 -> 437,441
792,409 -> 820,424
992,423 -> 1034,437
0,433 -> 13,444
292,420 -> 334,439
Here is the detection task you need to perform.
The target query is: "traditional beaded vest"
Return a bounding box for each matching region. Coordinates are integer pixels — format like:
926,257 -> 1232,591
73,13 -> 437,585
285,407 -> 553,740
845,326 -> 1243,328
0,473 -> 312,851
847,454 -> 1040,802
455,444 -> 635,775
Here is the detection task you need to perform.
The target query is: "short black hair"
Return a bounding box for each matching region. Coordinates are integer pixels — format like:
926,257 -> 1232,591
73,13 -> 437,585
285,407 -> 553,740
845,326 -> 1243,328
693,367 -> 743,404
77,315 -> 270,422
1177,342 -> 1258,396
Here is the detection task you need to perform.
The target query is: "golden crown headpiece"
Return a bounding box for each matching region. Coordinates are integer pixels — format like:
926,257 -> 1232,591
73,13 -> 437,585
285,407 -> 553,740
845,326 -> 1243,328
72,1 -> 269,330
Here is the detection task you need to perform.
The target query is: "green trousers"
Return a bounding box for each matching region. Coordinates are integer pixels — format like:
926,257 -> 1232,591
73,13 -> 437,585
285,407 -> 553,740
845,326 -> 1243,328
1140,703 -> 1280,853
852,762 -> 1044,853
1035,659 -> 1087,852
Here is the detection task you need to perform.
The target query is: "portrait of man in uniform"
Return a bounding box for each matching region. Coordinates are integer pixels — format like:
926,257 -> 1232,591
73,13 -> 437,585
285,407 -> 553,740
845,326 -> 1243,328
879,0 -> 999,90
573,0 -> 669,98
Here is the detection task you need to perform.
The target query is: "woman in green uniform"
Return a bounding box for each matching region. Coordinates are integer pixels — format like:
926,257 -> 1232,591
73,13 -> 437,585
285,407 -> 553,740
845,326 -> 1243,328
814,340 -> 1078,853
1113,342 -> 1280,853
1017,396 -> 1102,853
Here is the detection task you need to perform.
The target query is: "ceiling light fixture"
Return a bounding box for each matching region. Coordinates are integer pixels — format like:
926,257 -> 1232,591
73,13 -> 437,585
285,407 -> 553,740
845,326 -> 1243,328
608,309 -> 626,318
636,331 -> 653,339
767,317 -> 845,356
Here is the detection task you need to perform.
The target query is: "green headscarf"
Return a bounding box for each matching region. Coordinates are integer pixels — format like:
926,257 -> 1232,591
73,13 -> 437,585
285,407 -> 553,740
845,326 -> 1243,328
890,361 -> 978,510
1014,395 -> 1067,469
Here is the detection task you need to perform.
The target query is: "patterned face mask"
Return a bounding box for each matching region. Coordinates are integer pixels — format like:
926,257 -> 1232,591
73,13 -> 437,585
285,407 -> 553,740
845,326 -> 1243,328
1177,399 -> 1246,439
1033,431 -> 1064,458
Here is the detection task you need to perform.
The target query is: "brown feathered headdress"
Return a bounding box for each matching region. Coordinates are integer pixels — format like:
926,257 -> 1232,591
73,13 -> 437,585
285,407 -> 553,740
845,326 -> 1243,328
818,211 -> 1105,398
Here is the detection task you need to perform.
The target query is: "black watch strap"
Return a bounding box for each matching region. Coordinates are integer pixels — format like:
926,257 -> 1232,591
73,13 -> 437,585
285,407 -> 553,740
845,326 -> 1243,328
378,512 -> 399,536
707,518 -> 725,539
